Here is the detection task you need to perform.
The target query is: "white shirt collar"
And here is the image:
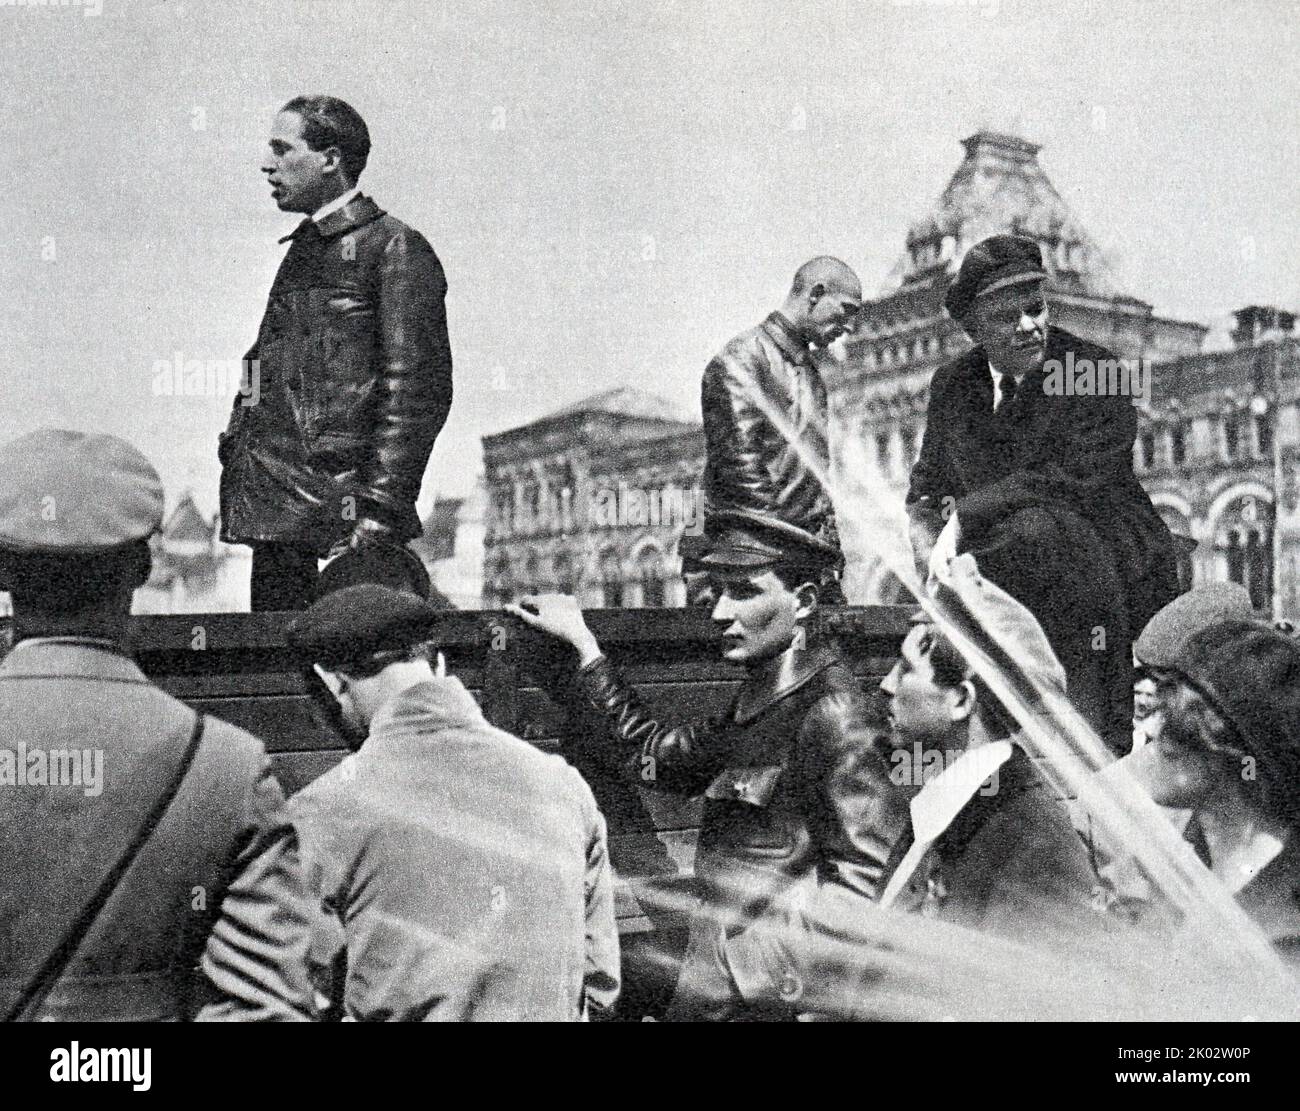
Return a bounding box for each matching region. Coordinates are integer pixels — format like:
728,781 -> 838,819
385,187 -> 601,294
312,186 -> 362,224
908,739 -> 1015,846
1215,827 -> 1287,895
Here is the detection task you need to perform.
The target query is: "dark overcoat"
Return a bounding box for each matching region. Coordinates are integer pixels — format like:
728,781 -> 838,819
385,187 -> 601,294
907,327 -> 1180,748
219,194 -> 453,552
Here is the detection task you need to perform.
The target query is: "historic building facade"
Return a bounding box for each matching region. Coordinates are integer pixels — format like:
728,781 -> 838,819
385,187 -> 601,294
1137,308 -> 1300,619
481,387 -> 705,608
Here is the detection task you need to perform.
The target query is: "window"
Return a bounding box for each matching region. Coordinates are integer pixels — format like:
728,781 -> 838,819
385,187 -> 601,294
1170,425 -> 1186,466
599,550 -> 623,608
1257,415 -> 1274,457
636,547 -> 665,608
1138,431 -> 1155,470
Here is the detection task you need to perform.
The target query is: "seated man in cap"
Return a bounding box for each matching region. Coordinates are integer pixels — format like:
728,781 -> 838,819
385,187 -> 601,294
1123,619 -> 1300,972
0,430 -> 314,1022
507,513 -> 908,1020
285,584 -> 620,1021
907,234 -> 1180,756
696,256 -> 864,603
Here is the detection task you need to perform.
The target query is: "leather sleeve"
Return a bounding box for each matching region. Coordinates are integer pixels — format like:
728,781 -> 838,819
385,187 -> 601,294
798,692 -> 913,901
701,345 -> 780,515
574,656 -> 723,796
195,760 -> 316,1022
358,228 -> 454,521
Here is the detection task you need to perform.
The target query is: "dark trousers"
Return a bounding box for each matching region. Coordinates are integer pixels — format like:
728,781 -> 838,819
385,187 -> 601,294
962,503 -> 1134,756
250,542 -> 319,612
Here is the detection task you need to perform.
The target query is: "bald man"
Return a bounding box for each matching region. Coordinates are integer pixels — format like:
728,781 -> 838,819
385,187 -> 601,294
696,257 -> 861,601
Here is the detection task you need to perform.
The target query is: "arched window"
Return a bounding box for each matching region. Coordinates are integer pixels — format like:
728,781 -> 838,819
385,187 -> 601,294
1216,496 -> 1273,611
598,549 -> 623,608
636,547 -> 665,608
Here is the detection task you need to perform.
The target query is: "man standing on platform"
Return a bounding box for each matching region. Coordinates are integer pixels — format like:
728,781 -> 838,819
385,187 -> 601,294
906,235 -> 1179,754
694,257 -> 863,604
220,95 -> 453,611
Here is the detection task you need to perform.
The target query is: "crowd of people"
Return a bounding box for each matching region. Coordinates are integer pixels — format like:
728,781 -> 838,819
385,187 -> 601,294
2,94 -> 1298,1022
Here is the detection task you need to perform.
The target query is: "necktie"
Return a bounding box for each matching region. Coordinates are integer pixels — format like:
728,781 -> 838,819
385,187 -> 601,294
996,372 -> 1018,413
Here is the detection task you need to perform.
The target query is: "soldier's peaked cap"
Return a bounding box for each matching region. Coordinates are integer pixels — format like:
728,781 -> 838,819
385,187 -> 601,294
286,583 -> 441,668
945,235 -> 1046,323
0,429 -> 164,555
696,510 -> 843,575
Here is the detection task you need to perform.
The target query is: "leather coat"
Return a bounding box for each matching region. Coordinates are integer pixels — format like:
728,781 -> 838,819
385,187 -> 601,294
219,195 -> 453,550
574,643 -> 908,1018
701,312 -> 839,547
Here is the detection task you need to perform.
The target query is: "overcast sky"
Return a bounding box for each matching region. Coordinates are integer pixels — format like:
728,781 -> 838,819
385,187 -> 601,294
2,0 -> 1296,517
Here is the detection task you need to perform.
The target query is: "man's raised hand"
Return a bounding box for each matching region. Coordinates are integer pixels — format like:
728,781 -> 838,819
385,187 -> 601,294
505,593 -> 603,666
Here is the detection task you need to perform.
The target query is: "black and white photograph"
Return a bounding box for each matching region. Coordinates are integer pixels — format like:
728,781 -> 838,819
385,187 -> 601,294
1,0 -> 1297,1089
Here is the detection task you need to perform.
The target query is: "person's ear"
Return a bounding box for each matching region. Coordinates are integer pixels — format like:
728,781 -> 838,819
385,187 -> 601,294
318,144 -> 344,178
793,581 -> 819,622
948,678 -> 978,724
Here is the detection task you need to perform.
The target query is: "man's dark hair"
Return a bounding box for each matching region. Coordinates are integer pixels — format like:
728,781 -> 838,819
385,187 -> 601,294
916,620 -> 1014,740
281,95 -> 371,181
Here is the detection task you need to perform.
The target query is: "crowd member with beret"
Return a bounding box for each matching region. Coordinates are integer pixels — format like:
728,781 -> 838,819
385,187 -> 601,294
907,234 -> 1180,756
509,512 -> 908,1020
0,430 -> 314,1021
286,584 -> 620,1021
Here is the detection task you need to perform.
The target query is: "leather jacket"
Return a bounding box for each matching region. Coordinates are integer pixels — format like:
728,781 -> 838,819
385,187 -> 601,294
574,644 -> 907,919
219,194 -> 453,550
701,312 -> 839,547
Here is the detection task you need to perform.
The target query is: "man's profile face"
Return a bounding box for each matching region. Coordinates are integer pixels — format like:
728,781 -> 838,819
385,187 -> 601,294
709,568 -> 805,665
968,282 -> 1049,377
261,110 -> 331,214
807,281 -> 863,348
879,623 -> 966,744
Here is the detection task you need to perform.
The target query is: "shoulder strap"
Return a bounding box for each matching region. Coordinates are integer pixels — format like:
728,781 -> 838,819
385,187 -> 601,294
5,711 -> 207,1022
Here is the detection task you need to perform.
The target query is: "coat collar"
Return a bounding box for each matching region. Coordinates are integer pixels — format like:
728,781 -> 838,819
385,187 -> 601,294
279,193 -> 386,243
365,675 -> 491,747
732,641 -> 839,725
0,637 -> 147,684
761,312 -> 812,368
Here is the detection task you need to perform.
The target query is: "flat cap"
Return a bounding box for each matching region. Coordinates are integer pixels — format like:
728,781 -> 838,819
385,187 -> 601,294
944,234 -> 1046,323
0,429 -> 164,555
286,583 -> 440,668
1172,619 -> 1300,823
929,552 -> 1067,703
696,510 -> 843,577
1134,582 -> 1254,670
